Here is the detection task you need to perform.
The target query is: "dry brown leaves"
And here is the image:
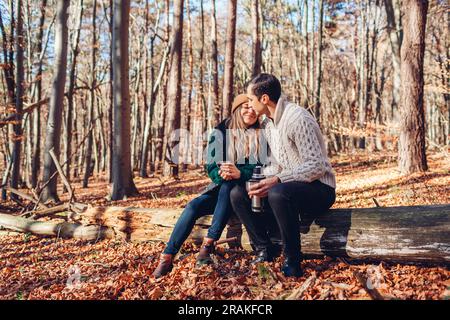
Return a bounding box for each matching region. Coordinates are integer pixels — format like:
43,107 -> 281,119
0,150 -> 449,300
0,236 -> 448,300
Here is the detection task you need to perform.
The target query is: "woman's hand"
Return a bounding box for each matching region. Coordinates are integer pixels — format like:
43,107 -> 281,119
219,163 -> 241,180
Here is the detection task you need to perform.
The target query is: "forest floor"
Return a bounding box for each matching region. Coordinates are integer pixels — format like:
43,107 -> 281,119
0,150 -> 449,300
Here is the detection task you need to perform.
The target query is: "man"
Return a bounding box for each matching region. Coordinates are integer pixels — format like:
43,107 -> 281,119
230,73 -> 336,277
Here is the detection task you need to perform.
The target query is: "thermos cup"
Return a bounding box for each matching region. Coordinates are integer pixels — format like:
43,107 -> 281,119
246,166 -> 266,213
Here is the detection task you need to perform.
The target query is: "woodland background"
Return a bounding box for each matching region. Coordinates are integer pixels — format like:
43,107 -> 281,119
0,0 -> 449,300
0,0 -> 448,202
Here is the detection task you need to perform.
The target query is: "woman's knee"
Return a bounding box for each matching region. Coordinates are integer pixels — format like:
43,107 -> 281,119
219,180 -> 236,193
182,197 -> 206,218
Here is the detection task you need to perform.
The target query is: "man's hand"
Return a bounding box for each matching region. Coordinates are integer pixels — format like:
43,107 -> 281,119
219,163 -> 241,181
247,176 -> 280,198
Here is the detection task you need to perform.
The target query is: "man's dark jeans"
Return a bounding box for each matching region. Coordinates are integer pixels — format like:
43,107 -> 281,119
230,180 -> 336,262
164,181 -> 236,255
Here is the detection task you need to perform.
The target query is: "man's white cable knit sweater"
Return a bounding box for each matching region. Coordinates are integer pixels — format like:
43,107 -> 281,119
261,95 -> 336,189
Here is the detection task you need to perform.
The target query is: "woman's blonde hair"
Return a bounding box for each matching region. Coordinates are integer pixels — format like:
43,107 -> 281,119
227,104 -> 260,164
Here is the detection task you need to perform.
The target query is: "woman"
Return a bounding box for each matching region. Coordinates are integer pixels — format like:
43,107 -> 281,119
152,94 -> 261,278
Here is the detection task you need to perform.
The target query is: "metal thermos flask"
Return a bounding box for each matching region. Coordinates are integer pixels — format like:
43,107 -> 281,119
246,166 -> 265,213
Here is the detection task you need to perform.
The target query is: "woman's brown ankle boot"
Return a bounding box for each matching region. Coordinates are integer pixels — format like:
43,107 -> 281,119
196,238 -> 215,266
152,253 -> 173,278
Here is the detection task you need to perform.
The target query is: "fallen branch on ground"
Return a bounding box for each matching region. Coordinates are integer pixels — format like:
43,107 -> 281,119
353,270 -> 386,300
215,237 -> 238,246
27,203 -> 70,219
49,148 -> 75,203
6,187 -> 49,209
286,274 -> 317,300
0,212 -> 114,241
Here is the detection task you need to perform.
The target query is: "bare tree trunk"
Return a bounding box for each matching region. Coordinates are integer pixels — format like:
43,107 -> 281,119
82,0 -> 97,188
357,1 -> 369,149
181,0 -> 193,171
1,1 -> 16,110
384,0 -> 402,116
41,0 -> 70,203
374,49 -> 387,151
107,0 -> 113,182
140,23 -> 167,177
64,0 -> 83,189
309,0 -> 315,107
162,0 -> 184,178
366,1 -> 381,151
314,0 -> 324,125
398,0 -> 428,174
208,0 -> 220,130
10,0 -> 24,200
0,3 -> 16,200
302,0 -> 309,105
275,1 -> 283,77
159,0 -> 170,172
189,2 -> 204,168
200,2 -> 208,140
92,121 -> 100,175
139,1 -> 150,175
222,0 -> 237,119
431,29 -> 449,146
189,0 -> 207,161
110,0 -> 138,200
30,0 -> 47,188
198,0 -> 207,165
130,40 -> 142,172
95,98 -> 106,173
251,0 -> 262,78
24,0 -> 33,187
155,91 -> 165,171
140,0 -> 156,178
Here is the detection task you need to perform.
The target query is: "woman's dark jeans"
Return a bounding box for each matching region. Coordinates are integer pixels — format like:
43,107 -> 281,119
163,181 -> 237,255
231,180 -> 336,263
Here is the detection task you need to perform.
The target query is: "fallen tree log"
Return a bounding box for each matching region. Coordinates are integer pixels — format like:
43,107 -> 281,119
2,204 -> 449,264
0,213 -> 115,240
78,204 -> 450,264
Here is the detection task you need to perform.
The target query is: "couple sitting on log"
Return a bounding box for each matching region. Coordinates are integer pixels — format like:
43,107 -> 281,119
153,73 -> 336,278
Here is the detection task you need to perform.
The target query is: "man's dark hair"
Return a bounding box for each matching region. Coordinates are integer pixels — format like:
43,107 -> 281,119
248,73 -> 281,103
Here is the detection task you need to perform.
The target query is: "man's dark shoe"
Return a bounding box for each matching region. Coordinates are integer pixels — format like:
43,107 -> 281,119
269,243 -> 282,259
251,247 -> 275,264
152,254 -> 173,278
196,239 -> 215,266
281,257 -> 303,277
